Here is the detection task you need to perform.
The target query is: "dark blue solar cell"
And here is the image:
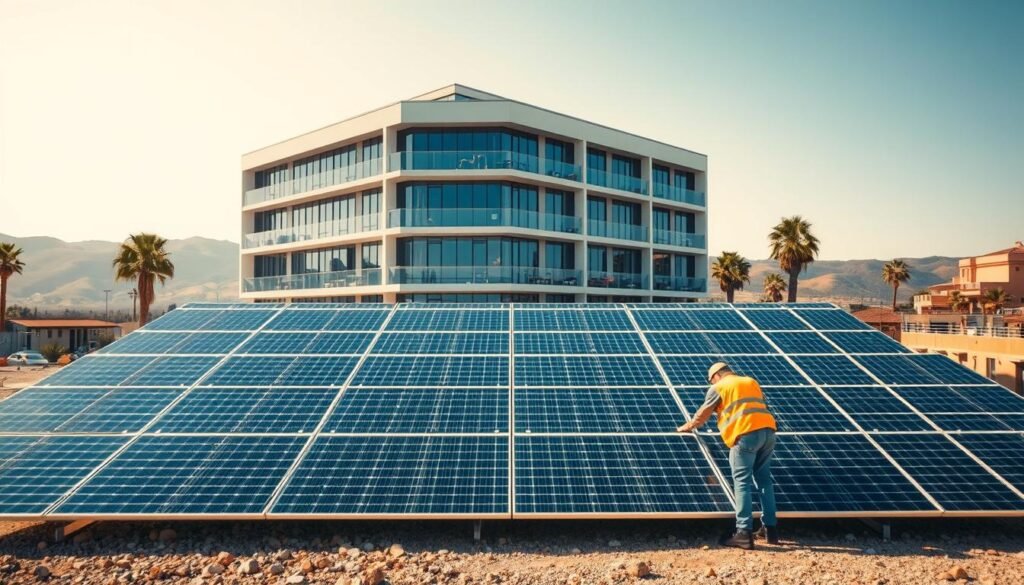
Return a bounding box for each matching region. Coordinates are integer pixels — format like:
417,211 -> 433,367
896,386 -> 986,413
122,356 -> 220,386
204,356 -> 357,386
824,387 -> 933,432
874,434 -> 1024,511
200,309 -> 277,331
646,332 -> 719,354
911,354 -> 993,385
37,356 -> 154,386
686,310 -> 751,331
675,386 -> 853,432
718,356 -> 808,385
791,355 -> 876,385
515,388 -> 684,433
794,309 -> 871,331
659,356 -> 718,386
514,309 -> 633,331
154,388 -> 338,433
353,356 -> 508,386
143,310 -> 221,331
703,333 -> 777,354
0,388 -> 110,432
634,309 -> 748,331
996,414 -> 1024,431
57,435 -> 306,515
954,433 -> 1024,492
954,385 -> 1024,413
324,309 -> 390,331
326,388 -> 508,433
0,436 -> 129,515
514,356 -> 663,387
855,355 -> 943,385
925,414 -> 1014,432
824,332 -> 910,354
272,436 -> 509,516
375,333 -> 509,354
56,388 -> 182,433
741,310 -> 809,331
765,332 -> 836,354
238,332 -> 373,354
705,434 -> 937,513
387,310 -> 508,331
97,332 -> 192,354
514,333 -> 646,354
515,435 -> 732,515
264,309 -> 389,331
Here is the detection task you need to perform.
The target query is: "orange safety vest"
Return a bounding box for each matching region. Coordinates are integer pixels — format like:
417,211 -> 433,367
713,375 -> 777,448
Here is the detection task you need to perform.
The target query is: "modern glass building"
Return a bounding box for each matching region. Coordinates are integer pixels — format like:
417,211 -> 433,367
240,85 -> 708,303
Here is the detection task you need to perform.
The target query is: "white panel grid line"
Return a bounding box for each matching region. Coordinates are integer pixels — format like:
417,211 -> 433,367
508,303 -> 516,516
262,304 -> 401,515
40,305 -> 290,516
622,306 -> 737,509
789,314 -> 1024,504
731,306 -> 946,513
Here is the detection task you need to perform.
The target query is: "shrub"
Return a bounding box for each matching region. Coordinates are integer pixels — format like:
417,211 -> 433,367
39,343 -> 67,363
96,332 -> 116,348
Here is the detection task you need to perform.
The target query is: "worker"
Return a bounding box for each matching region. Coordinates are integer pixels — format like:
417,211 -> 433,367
676,361 -> 779,549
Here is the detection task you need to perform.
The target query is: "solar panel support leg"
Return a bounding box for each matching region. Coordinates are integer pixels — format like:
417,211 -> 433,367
54,519 -> 95,543
858,519 -> 891,542
473,521 -> 483,542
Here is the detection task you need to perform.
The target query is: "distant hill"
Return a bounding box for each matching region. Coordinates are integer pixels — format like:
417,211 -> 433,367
733,256 -> 957,305
0,232 -> 961,310
0,233 -> 239,313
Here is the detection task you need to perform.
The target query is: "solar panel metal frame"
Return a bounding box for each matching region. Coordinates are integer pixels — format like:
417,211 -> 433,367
4,302 -> 1024,521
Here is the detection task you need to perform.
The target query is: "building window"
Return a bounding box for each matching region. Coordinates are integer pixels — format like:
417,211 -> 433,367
362,242 -> 381,269
611,154 -> 641,179
360,295 -> 384,303
254,164 -> 288,191
254,254 -> 287,278
362,137 -> 383,174
291,246 -> 355,274
362,189 -> 381,229
587,148 -> 606,184
292,194 -> 356,229
674,169 -> 696,190
545,138 -> 574,165
674,211 -> 696,233
653,208 -> 670,233
653,253 -> 671,276
611,200 -> 641,226
292,145 -> 358,193
612,248 -> 642,275
397,128 -> 538,171
397,182 -> 538,214
397,293 -> 539,303
396,237 -> 539,269
254,208 -> 287,233
545,189 -> 574,217
653,164 -> 670,187
47,329 -> 52,339
546,294 -> 576,303
545,242 -> 575,270
987,358 -> 997,379
588,245 -> 607,273
587,196 -> 606,223
674,254 -> 697,278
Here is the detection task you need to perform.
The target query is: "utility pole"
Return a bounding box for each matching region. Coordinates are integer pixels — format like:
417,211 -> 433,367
103,290 -> 112,320
128,289 -> 138,322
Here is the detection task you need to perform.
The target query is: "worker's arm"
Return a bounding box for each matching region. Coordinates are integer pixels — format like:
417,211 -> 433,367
677,387 -> 721,433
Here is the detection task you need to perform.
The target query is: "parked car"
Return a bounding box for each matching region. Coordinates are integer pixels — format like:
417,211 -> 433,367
7,351 -> 50,366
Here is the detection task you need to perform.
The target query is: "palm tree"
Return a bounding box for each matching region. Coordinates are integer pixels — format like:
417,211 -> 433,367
762,273 -> 787,303
982,288 -> 1012,315
711,251 -> 751,303
881,259 -> 912,311
768,215 -> 820,303
0,243 -> 26,332
112,234 -> 175,325
949,290 -> 971,331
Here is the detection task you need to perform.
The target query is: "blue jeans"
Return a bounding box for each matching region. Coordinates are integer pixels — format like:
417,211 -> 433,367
728,428 -> 777,531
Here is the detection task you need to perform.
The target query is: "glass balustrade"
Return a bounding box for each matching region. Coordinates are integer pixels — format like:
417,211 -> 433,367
653,275 -> 707,292
242,215 -> 380,249
243,158 -> 382,206
588,220 -> 648,242
653,183 -> 706,207
586,271 -> 649,290
242,268 -> 382,293
653,230 -> 706,249
389,266 -> 582,286
388,151 -> 582,181
586,169 -> 649,195
387,208 -> 581,234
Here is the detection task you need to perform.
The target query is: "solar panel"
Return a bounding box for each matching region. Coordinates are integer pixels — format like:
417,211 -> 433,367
272,435 -> 509,516
3,301 -> 1021,521
515,435 -> 732,515
56,435 -> 306,515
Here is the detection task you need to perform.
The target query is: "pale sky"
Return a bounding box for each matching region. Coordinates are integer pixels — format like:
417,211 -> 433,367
1,0 -> 1021,260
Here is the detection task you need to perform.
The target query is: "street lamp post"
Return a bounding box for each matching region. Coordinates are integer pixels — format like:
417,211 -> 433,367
103,289 -> 112,320
128,289 -> 138,322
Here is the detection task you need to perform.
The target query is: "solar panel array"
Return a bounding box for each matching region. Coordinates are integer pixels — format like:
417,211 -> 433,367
2,302 -> 1023,520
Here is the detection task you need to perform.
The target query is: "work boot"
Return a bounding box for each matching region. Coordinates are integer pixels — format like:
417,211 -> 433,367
754,524 -> 780,544
718,529 -> 754,550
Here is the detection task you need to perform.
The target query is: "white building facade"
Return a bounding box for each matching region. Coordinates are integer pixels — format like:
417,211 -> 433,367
240,85 -> 708,304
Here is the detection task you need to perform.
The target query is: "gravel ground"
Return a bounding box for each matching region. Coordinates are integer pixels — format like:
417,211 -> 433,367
0,365 -> 57,398
1,518 -> 1021,584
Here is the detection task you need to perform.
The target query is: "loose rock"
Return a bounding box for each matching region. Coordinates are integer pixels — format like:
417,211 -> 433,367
34,565 -> 51,580
216,551 -> 235,566
626,561 -> 650,578
286,575 -> 307,585
269,563 -> 286,575
237,559 -> 259,575
388,544 -> 405,558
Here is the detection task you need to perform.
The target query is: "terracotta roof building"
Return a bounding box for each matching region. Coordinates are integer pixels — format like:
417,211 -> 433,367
852,307 -> 903,341
6,319 -> 121,353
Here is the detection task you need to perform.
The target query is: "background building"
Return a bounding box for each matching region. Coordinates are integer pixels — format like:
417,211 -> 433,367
7,319 -> 121,352
239,85 -> 708,303
914,242 -> 1024,314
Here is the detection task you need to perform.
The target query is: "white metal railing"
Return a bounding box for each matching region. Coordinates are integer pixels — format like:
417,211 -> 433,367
243,215 -> 380,249
902,323 -> 1024,339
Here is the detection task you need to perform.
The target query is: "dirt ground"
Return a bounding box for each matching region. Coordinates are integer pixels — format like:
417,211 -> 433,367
0,518 -> 1021,584
0,365 -> 56,399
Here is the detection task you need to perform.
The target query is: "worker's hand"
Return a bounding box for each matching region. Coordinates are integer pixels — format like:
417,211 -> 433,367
676,423 -> 693,433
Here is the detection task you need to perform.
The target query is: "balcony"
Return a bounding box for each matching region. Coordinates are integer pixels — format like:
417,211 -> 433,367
653,229 -> 705,249
587,169 -> 648,195
588,220 -> 648,242
242,268 -> 382,293
390,266 -> 581,286
244,158 -> 382,206
653,275 -> 706,292
243,215 -> 380,249
388,151 -> 581,181
653,183 -> 706,207
587,271 -> 649,290
388,208 -> 581,234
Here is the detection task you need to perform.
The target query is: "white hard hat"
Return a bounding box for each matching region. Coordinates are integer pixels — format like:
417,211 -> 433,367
707,361 -> 731,383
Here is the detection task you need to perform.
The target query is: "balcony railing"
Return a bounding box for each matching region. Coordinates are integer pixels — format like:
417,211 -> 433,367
653,229 -> 705,249
586,169 -> 648,195
388,151 -> 582,181
588,220 -> 648,242
653,183 -> 706,207
902,323 -> 1024,339
587,271 -> 649,290
243,215 -> 380,249
387,208 -> 581,234
242,268 -> 382,293
653,275 -> 707,292
243,158 -> 382,206
390,266 -> 582,286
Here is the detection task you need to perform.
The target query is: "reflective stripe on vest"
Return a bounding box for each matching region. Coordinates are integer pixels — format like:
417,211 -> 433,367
714,375 -> 777,447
